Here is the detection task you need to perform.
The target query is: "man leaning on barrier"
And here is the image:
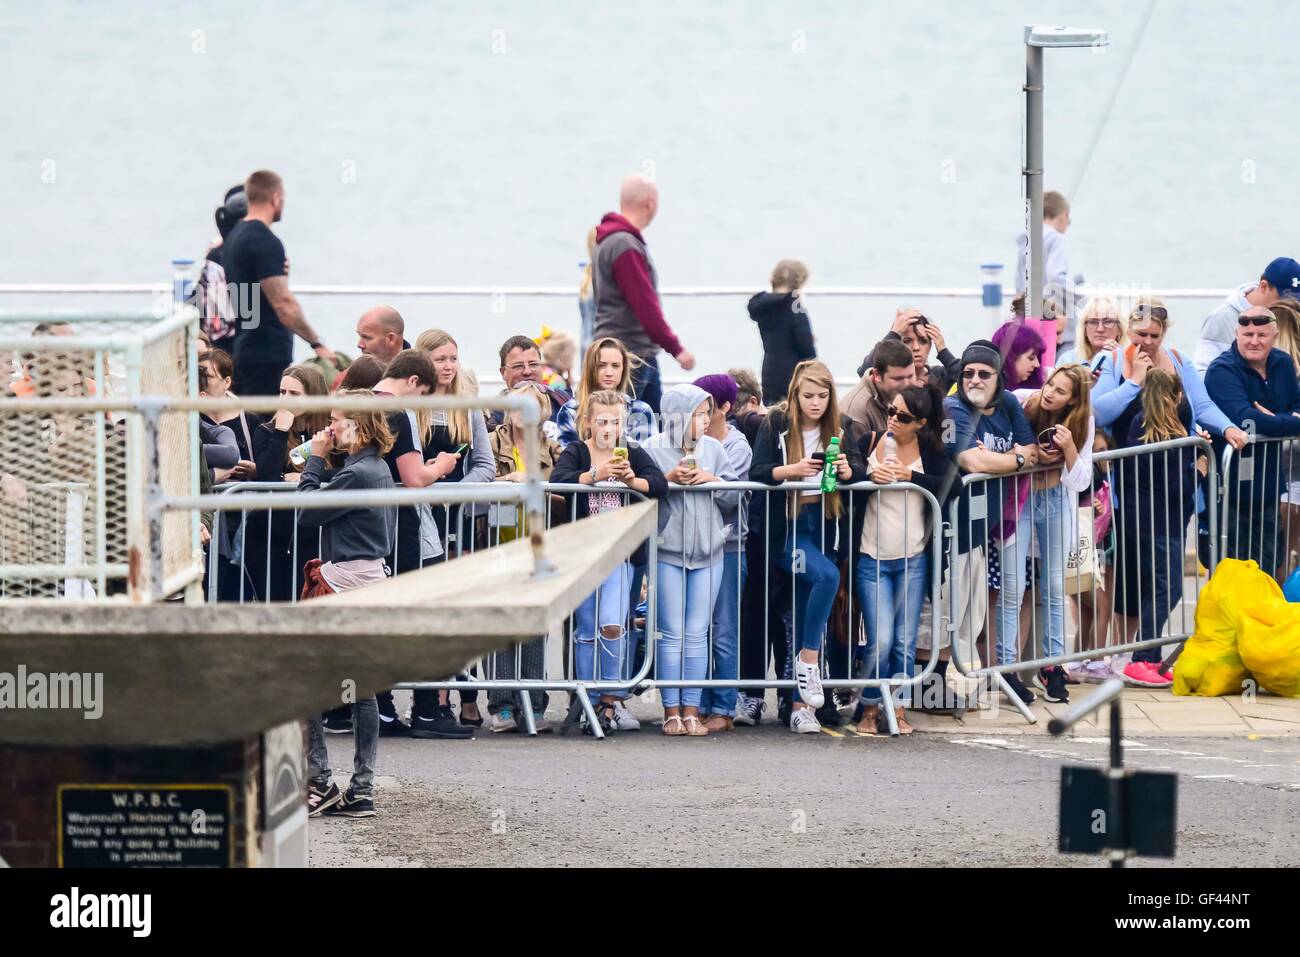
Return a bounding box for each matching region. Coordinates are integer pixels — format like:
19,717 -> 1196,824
927,340 -> 1041,709
1204,305 -> 1300,580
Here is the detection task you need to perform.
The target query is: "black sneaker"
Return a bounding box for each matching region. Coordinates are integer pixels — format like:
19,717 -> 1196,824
814,699 -> 843,727
1042,666 -> 1070,704
410,707 -> 474,739
322,708 -> 353,734
307,780 -> 342,817
1002,673 -> 1038,705
324,789 -> 375,818
378,713 -> 413,737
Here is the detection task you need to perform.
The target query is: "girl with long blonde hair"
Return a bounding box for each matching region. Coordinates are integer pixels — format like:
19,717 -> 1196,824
555,336 -> 655,448
751,360 -> 866,734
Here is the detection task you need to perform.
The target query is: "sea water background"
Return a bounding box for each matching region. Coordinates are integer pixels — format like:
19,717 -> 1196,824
3,1 -> 1299,384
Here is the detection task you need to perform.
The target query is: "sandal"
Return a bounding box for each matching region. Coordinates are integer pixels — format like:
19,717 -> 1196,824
704,715 -> 733,732
855,704 -> 880,736
894,707 -> 914,735
661,714 -> 686,736
683,714 -> 708,736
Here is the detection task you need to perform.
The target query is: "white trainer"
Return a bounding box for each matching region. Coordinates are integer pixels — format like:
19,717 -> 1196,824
794,656 -> 825,709
790,708 -> 822,734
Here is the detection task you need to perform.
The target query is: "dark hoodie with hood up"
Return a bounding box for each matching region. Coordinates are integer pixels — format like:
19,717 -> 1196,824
748,291 -> 816,405
590,212 -> 683,363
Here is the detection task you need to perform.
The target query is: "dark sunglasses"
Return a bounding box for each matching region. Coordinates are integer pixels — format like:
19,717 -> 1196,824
962,368 -> 994,381
1238,314 -> 1277,327
888,408 -> 917,424
1131,304 -> 1168,321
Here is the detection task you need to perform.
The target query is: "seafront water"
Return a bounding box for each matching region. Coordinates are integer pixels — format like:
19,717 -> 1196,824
2,1 -> 1298,381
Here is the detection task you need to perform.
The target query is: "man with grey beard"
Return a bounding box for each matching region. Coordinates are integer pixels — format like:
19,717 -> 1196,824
919,340 -> 1042,710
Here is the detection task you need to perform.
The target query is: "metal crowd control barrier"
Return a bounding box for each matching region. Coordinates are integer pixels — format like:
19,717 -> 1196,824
945,435 -> 1217,723
204,477 -> 947,738
1219,434 -> 1296,583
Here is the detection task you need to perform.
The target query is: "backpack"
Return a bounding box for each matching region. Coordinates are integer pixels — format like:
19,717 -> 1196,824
191,253 -> 237,345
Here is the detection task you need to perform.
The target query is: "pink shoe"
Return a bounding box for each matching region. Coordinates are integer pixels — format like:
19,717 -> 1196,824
1122,660 -> 1172,688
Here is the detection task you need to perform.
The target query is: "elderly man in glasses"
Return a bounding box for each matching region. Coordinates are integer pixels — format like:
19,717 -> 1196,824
1205,306 -> 1300,580
916,341 -> 1044,710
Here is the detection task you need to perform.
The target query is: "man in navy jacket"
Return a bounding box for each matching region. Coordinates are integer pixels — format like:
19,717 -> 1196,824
1205,305 -> 1300,577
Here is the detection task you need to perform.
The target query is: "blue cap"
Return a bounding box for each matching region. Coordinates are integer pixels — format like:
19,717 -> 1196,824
1262,257 -> 1300,299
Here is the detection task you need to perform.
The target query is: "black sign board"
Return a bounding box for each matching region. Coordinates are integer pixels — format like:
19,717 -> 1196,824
57,784 -> 234,867
1059,766 -> 1177,858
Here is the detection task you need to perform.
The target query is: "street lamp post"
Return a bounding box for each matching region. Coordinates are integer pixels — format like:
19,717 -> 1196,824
1023,25 -> 1109,321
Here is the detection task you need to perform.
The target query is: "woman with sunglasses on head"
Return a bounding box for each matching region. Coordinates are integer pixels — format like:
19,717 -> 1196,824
752,360 -> 866,734
1090,299 -> 1248,451
853,384 -> 954,734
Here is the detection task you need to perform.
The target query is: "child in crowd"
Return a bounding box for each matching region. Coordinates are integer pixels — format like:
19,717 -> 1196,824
485,381 -> 566,733
751,360 -> 866,734
552,389 -> 667,734
749,259 -> 816,406
1005,365 -> 1094,703
643,383 -> 740,735
300,395 -> 397,819
540,328 -> 578,396
691,374 -> 754,731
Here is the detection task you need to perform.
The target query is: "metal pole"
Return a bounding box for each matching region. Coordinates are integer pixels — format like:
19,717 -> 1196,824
1025,43 -> 1045,320
1107,696 -> 1126,868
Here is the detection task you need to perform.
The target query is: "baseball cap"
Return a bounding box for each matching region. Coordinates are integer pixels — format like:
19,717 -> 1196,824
1262,257 -> 1300,299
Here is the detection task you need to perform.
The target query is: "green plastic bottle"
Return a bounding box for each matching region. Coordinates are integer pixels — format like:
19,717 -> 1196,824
821,436 -> 841,493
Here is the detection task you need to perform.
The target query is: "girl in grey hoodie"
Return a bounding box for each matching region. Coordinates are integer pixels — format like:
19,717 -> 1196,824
643,384 -> 740,735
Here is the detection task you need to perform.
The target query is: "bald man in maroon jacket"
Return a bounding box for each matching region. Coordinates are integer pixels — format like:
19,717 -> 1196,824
590,175 -> 695,412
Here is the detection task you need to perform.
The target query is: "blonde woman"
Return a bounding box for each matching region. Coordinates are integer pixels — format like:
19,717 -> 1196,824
578,226 -> 598,352
751,360 -> 866,734
555,336 -> 655,448
1057,295 -> 1125,370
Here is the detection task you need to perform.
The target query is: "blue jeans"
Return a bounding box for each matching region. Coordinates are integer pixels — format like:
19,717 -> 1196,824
1133,530 -> 1182,664
855,552 -> 929,704
574,563 -> 631,704
701,546 -> 746,717
996,483 -> 1069,666
783,508 -> 841,702
655,561 -> 723,708
631,355 -> 662,413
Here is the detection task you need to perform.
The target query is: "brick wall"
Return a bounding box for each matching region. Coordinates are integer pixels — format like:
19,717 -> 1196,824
0,739 -> 259,868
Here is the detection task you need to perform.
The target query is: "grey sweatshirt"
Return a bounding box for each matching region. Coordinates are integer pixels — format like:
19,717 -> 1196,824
642,384 -> 740,569
298,446 -> 397,563
718,423 -> 752,547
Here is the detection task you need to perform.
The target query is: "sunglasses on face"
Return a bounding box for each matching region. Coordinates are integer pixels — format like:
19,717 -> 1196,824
1238,314 -> 1277,327
1132,304 -> 1168,321
962,368 -> 994,381
888,408 -> 917,424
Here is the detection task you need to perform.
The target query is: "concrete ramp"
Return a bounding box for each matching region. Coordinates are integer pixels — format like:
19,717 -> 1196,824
0,501 -> 657,747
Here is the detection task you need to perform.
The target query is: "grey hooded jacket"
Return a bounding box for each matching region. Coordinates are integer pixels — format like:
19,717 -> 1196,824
642,384 -> 740,569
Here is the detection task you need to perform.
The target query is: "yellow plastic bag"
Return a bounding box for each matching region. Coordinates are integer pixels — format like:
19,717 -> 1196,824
1237,597 -> 1300,699
1172,559 -> 1260,696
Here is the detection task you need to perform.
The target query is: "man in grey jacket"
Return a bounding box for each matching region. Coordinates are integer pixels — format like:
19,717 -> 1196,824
1194,256 -> 1300,373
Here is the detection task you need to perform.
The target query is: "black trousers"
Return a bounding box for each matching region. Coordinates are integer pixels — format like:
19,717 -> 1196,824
738,531 -> 792,700
231,358 -> 290,398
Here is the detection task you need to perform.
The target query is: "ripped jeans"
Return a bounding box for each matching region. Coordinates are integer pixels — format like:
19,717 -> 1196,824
574,563 -> 631,705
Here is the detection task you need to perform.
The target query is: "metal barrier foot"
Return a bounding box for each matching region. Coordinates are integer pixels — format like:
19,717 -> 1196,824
880,690 -> 900,737
518,691 -> 538,737
994,673 -> 1039,725
575,686 -> 605,740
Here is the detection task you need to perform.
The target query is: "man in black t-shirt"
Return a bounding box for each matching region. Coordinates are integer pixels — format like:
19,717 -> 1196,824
223,170 -> 334,396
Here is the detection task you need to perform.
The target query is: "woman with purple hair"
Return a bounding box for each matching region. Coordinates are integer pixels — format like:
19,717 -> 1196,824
992,320 -> 1047,390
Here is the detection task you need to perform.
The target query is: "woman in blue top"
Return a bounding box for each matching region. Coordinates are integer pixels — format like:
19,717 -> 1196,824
1090,300 -> 1248,451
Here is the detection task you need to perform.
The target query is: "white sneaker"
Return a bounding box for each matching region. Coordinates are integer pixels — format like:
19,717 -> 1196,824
790,708 -> 822,734
794,657 -> 825,708
610,703 -> 641,731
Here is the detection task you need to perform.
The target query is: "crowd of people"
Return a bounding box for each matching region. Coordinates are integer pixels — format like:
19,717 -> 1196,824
174,169 -> 1300,818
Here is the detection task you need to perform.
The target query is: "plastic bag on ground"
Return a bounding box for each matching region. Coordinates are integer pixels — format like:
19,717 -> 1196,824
1172,559 -> 1258,696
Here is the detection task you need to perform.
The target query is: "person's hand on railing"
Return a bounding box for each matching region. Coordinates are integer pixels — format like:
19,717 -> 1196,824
1224,427 -> 1249,451
229,460 -> 256,481
664,461 -> 696,484
869,462 -> 902,485
592,457 -> 624,484
497,470 -> 524,483
282,472 -> 302,484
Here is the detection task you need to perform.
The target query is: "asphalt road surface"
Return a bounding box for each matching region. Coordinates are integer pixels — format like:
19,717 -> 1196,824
311,713 -> 1300,868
